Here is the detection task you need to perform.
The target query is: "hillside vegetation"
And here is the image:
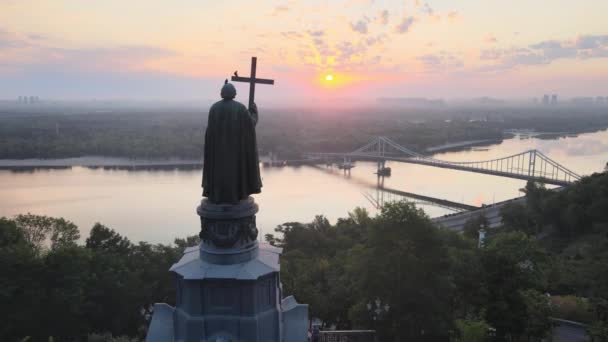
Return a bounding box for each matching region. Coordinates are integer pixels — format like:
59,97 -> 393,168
1,172 -> 608,341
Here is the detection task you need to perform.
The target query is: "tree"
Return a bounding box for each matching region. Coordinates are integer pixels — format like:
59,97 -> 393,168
521,289 -> 553,340
349,201 -> 453,340
0,218 -> 43,341
40,245 -> 93,340
500,202 -> 537,235
463,215 -> 488,240
481,232 -> 548,340
14,213 -> 80,252
455,319 -> 490,342
86,223 -> 132,253
589,299 -> 608,342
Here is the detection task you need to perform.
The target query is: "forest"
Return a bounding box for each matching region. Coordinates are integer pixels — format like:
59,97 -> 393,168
1,104 -> 608,160
1,172 -> 608,341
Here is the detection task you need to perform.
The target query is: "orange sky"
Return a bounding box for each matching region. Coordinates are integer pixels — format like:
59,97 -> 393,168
0,0 -> 607,102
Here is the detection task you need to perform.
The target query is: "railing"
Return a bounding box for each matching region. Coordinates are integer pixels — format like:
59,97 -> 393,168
318,330 -> 377,342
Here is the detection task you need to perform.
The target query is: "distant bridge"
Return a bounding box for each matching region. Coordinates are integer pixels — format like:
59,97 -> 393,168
305,136 -> 581,186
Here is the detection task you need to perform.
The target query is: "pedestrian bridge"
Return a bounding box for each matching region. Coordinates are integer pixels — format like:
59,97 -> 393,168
305,136 -> 581,186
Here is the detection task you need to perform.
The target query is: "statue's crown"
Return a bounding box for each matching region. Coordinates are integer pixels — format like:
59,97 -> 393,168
221,80 -> 236,99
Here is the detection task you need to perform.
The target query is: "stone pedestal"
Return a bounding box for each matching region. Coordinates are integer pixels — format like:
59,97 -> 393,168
146,197 -> 308,342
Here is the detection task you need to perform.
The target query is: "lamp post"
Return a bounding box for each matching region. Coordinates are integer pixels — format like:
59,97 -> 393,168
367,297 -> 390,335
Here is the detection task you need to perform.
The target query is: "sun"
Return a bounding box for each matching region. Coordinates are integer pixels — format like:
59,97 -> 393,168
325,74 -> 334,81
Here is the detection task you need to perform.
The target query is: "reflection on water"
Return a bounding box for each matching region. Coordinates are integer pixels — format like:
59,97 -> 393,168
1,130 -> 607,244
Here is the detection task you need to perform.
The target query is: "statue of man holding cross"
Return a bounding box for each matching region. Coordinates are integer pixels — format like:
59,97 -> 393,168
202,57 -> 274,204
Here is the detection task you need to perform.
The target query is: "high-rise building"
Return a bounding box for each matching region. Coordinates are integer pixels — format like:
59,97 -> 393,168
551,94 -> 558,105
542,94 -> 550,105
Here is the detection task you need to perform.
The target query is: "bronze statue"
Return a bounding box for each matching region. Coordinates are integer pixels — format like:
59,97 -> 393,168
202,57 -> 274,204
202,81 -> 262,204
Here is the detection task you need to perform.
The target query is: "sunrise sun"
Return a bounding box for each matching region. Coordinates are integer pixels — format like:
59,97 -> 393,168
325,74 -> 334,81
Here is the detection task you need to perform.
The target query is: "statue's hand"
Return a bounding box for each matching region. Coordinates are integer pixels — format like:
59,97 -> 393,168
249,102 -> 258,114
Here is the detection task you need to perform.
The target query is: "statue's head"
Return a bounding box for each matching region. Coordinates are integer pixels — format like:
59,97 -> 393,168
221,80 -> 236,100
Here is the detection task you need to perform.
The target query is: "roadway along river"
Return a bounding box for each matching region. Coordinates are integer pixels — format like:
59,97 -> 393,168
1,130 -> 607,244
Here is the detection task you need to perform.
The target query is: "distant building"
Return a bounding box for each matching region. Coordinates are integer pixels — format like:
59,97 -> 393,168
542,94 -> 550,105
572,97 -> 594,106
378,97 -> 445,107
551,94 -> 558,105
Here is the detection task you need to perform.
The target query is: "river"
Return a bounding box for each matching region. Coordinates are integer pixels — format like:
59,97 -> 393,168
1,130 -> 607,244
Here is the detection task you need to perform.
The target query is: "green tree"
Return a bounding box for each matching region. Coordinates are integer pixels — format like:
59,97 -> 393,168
481,232 -> 548,340
14,213 -> 80,252
462,215 -> 488,240
500,202 -> 537,235
589,299 -> 608,342
40,245 -> 93,340
455,319 -> 490,342
0,218 -> 43,341
521,289 -> 553,340
349,201 -> 453,340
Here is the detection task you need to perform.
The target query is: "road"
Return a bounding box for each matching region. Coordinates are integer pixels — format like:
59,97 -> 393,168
552,319 -> 589,342
432,197 -> 525,231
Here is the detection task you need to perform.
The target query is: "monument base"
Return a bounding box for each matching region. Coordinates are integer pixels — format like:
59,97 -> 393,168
146,197 -> 308,342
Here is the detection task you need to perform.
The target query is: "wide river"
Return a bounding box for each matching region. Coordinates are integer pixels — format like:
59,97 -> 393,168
1,130 -> 607,244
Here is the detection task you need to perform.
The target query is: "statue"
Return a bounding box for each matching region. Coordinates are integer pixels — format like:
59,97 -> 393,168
147,58 -> 309,342
202,80 -> 262,204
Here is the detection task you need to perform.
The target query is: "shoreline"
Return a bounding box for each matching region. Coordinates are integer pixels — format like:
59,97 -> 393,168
0,128 -> 603,169
0,156 -> 202,169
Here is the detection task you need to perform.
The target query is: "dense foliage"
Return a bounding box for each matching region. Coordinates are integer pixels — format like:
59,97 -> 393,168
1,104 -> 607,159
2,172 -> 608,341
0,215 -> 198,341
267,204 -> 551,341
268,172 -> 608,341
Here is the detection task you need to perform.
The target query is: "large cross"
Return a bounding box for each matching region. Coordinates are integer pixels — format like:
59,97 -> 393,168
231,57 -> 274,109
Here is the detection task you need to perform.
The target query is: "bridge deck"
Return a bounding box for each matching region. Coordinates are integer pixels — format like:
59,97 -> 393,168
306,153 -> 574,186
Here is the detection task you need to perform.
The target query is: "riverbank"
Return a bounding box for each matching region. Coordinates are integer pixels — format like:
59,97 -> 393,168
0,156 -> 202,169
425,138 -> 503,153
1,127 -> 606,169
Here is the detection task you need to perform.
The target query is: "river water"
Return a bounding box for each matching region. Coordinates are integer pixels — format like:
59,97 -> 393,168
1,130 -> 607,244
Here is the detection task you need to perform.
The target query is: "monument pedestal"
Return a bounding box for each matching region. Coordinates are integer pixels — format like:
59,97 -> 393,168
146,197 -> 308,342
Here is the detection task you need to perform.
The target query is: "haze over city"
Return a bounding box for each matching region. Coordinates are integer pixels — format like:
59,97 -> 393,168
1,0 -> 608,105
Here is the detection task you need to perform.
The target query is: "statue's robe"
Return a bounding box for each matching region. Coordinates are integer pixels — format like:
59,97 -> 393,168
202,99 -> 262,204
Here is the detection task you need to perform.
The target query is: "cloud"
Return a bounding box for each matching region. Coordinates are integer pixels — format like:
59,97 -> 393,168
365,34 -> 387,47
0,29 -> 34,48
418,52 -> 464,72
281,31 -> 304,39
479,34 -> 608,71
350,18 -> 369,34
421,3 -> 433,16
308,30 -> 324,37
395,16 -> 415,34
447,11 -> 460,21
272,4 -> 290,16
484,35 -> 498,44
379,10 -> 389,25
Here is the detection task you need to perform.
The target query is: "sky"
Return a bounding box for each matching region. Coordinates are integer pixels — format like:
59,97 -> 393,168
0,0 -> 607,104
